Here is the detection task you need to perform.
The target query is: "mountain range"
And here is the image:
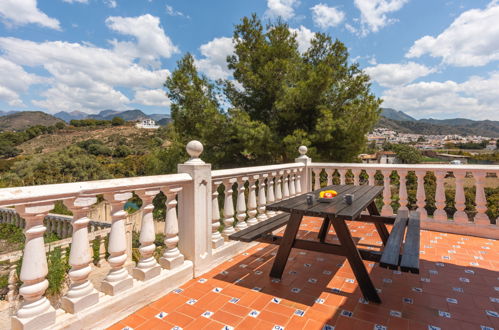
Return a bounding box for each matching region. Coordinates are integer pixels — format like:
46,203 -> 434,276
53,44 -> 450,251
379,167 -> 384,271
379,108 -> 499,137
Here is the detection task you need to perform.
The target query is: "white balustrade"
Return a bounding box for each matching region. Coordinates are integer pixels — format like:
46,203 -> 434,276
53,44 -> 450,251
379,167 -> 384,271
352,169 -> 361,186
246,176 -> 258,226
235,178 -> 249,231
160,187 -> 185,269
295,169 -> 302,194
366,169 -> 376,186
275,173 -> 283,202
433,170 -> 447,221
453,170 -> 468,223
62,197 -> 99,313
133,190 -> 161,281
473,171 -> 489,224
313,169 -> 321,190
211,181 -> 224,248
289,171 -> 296,196
283,171 -> 290,199
381,170 -> 393,216
222,179 -> 236,240
339,169 -> 347,185
415,170 -> 428,221
266,174 -> 276,218
257,175 -> 268,221
397,170 -> 409,213
12,203 -> 56,330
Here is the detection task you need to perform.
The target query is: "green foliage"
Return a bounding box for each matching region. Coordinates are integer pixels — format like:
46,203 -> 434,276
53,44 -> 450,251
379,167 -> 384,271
164,14 -> 380,167
384,143 -> 422,164
113,145 -> 132,158
45,247 -> 70,296
70,119 -> 111,127
51,201 -> 73,216
111,116 -> 125,126
0,223 -> 24,244
55,122 -> 65,129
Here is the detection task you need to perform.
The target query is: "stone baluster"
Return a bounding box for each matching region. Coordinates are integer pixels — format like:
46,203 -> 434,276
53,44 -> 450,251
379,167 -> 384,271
57,219 -> 62,238
352,169 -> 361,186
160,188 -> 185,269
397,170 -> 409,213
325,169 -> 334,186
133,190 -> 161,281
257,175 -> 268,222
381,170 -> 393,216
266,174 -> 276,218
275,173 -> 283,203
61,197 -> 99,313
366,169 -> 376,186
415,170 -> 428,220
97,235 -> 107,267
101,192 -> 133,295
339,169 -> 347,185
222,179 -> 236,240
289,171 -> 296,196
62,220 -> 69,238
433,170 -> 447,221
246,176 -> 258,226
453,170 -> 468,223
235,178 -> 249,231
295,170 -> 302,194
12,203 -> 56,330
312,169 -> 321,190
473,171 -> 489,224
283,171 -> 290,199
7,263 -> 17,314
211,182 -> 224,248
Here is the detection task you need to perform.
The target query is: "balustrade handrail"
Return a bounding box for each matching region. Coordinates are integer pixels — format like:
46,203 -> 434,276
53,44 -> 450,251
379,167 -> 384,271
212,162 -> 304,181
0,173 -> 193,207
310,162 -> 499,173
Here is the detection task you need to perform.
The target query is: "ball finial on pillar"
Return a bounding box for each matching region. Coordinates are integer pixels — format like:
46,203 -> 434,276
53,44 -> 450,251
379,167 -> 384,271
298,145 -> 308,158
185,140 -> 205,164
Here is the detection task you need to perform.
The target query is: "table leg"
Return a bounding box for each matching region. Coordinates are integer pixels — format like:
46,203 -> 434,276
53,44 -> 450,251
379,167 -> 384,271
317,217 -> 330,242
269,212 -> 304,279
331,216 -> 381,303
367,202 -> 389,245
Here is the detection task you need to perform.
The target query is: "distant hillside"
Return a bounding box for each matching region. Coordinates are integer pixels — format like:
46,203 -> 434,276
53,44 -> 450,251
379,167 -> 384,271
376,116 -> 499,137
54,110 -> 87,122
381,108 -> 416,122
0,111 -> 63,131
0,110 -> 18,117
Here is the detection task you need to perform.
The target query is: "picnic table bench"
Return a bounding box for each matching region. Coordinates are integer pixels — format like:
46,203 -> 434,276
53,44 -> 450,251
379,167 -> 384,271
230,184 -> 421,303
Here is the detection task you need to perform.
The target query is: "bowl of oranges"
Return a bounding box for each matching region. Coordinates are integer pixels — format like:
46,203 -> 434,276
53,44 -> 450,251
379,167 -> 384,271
318,190 -> 337,202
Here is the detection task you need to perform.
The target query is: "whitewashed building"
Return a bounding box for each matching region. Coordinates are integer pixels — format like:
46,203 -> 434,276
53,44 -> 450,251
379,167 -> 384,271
135,119 -> 159,129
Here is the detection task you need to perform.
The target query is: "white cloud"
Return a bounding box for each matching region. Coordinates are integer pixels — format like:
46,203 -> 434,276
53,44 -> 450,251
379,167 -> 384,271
106,14 -> 179,67
0,14 -> 175,113
406,2 -> 499,67
104,0 -> 117,8
166,5 -> 188,18
364,62 -> 435,87
289,25 -> 315,53
133,89 -> 171,107
195,37 -> 234,80
381,72 -> 499,120
265,0 -> 300,20
354,0 -> 408,35
311,4 -> 345,29
0,0 -> 60,30
0,57 -> 45,107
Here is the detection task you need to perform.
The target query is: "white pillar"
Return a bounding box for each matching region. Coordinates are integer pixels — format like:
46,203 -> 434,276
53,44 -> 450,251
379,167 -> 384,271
266,174 -> 276,218
339,169 -> 347,185
12,203 -> 56,330
397,170 -> 409,213
381,169 -> 393,216
352,169 -> 361,186
222,179 -> 236,240
295,169 -> 302,194
289,171 -> 296,196
295,146 -> 311,193
415,170 -> 428,220
256,175 -> 268,222
312,169 -> 321,190
473,171 -> 489,224
160,188 -> 185,270
101,192 -> 133,296
133,190 -> 161,281
235,177 -> 248,231
62,197 -> 99,313
366,169 -> 376,186
211,181 -> 224,248
283,171 -> 290,199
275,173 -> 283,202
433,170 -> 447,221
246,176 -> 258,225
177,140 -> 213,276
453,170 -> 468,223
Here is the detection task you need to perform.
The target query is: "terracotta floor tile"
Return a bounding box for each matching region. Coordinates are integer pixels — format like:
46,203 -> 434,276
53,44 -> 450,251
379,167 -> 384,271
108,219 -> 499,330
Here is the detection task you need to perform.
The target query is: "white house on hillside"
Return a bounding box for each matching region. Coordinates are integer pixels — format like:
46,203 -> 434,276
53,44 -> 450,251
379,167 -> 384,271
135,119 -> 159,129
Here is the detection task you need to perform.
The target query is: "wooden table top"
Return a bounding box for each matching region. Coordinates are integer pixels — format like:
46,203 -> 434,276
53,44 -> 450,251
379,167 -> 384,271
266,184 -> 383,219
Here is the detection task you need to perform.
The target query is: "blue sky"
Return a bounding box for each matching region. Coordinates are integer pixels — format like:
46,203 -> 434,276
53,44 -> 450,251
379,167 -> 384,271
0,0 -> 498,120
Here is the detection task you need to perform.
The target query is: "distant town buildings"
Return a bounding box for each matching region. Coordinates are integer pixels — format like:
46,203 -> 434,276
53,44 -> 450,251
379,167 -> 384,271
135,119 -> 159,129
359,151 -> 397,164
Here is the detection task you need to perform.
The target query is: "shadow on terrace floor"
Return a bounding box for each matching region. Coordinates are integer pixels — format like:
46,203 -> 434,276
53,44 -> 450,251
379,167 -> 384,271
108,217 -> 499,330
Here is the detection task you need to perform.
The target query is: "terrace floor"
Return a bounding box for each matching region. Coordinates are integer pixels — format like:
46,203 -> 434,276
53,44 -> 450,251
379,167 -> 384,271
108,217 -> 499,330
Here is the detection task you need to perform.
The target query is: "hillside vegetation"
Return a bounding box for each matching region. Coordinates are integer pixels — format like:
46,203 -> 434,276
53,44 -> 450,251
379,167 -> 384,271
0,111 -> 64,131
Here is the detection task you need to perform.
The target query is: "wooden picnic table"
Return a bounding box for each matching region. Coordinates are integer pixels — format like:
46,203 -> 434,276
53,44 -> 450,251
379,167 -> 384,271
230,184 -> 421,303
